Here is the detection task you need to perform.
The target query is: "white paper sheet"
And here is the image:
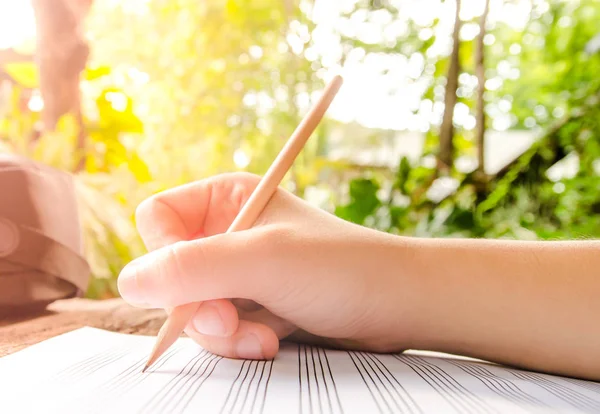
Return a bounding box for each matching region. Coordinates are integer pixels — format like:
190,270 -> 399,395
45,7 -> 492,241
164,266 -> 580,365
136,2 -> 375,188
1,327 -> 600,414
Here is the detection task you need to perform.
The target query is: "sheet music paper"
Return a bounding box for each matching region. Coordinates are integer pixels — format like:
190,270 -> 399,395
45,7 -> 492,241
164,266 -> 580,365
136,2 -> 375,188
1,327 -> 600,414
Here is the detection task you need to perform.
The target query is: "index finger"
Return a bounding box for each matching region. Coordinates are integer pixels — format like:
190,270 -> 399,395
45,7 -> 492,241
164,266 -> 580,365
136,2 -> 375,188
135,172 -> 261,251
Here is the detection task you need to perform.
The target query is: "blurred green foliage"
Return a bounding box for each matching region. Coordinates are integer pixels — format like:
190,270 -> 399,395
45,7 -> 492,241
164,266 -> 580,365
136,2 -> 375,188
334,0 -> 600,241
1,0 -> 599,298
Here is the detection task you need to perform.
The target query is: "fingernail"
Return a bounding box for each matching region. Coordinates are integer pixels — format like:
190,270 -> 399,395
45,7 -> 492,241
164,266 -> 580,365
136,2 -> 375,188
118,257 -> 148,305
235,334 -> 263,360
192,304 -> 227,336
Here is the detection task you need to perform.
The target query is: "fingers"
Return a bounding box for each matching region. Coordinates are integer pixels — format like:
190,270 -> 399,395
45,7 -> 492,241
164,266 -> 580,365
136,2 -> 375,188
135,173 -> 262,251
184,309 -> 293,360
191,299 -> 239,337
183,320 -> 279,360
118,228 -> 281,308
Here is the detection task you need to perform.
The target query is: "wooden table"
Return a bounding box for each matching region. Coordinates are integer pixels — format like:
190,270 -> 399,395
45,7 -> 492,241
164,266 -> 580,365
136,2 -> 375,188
0,298 -> 167,358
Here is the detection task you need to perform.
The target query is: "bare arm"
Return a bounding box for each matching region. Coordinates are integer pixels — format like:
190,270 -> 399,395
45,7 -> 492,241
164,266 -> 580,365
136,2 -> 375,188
403,238 -> 600,381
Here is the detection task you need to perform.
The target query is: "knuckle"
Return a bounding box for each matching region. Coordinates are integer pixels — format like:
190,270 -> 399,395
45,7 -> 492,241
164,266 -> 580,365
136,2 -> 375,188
214,172 -> 261,189
135,191 -> 175,228
230,171 -> 261,183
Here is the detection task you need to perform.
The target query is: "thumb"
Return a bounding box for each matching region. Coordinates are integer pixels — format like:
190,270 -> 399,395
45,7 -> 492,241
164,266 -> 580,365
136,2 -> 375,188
117,227 -> 279,308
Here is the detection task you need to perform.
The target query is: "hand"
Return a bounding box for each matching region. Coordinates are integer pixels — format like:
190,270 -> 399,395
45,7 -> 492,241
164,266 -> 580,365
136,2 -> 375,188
118,173 -> 418,360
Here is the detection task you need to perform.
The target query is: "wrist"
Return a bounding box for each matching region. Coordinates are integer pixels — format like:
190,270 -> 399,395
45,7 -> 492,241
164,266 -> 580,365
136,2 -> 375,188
378,235 -> 470,354
392,237 -> 477,354
353,230 -> 429,352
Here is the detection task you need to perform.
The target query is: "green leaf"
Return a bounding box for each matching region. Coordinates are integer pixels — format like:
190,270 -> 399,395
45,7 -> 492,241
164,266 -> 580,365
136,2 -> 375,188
3,62 -> 38,88
445,207 -> 476,231
335,178 -> 382,225
395,156 -> 412,193
128,153 -> 152,182
349,178 -> 380,202
95,88 -> 144,134
85,66 -> 112,81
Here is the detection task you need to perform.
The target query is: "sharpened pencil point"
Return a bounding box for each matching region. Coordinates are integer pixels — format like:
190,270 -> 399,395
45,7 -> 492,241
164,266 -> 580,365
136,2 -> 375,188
142,364 -> 149,373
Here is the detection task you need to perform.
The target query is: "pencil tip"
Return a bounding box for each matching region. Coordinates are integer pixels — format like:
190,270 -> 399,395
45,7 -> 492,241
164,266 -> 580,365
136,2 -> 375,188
142,364 -> 149,373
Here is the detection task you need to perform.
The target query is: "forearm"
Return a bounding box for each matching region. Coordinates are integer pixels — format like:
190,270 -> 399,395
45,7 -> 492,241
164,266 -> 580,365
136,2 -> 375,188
404,237 -> 600,381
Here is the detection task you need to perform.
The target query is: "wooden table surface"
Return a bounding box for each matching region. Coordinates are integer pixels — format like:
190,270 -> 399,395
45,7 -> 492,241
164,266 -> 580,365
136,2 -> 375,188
0,298 -> 168,358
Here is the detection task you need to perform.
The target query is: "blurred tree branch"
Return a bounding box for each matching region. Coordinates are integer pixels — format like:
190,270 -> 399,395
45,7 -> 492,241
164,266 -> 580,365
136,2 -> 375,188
31,0 -> 93,170
475,0 -> 490,178
438,0 -> 462,172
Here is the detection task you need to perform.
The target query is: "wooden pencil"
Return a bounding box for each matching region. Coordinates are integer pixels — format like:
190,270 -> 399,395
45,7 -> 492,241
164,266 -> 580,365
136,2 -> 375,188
142,75 -> 344,372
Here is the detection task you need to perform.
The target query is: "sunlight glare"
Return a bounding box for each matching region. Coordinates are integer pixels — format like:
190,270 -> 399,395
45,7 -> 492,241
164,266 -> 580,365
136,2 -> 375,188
0,0 -> 535,135
27,94 -> 44,112
0,1 -> 36,49
308,0 -> 521,131
233,149 -> 251,169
